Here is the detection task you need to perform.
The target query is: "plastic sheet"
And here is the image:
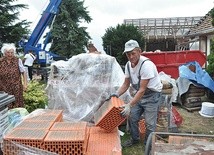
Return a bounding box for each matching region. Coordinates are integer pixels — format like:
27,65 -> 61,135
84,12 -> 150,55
46,53 -> 130,122
3,108 -> 29,136
179,61 -> 214,92
2,140 -> 57,155
159,71 -> 178,103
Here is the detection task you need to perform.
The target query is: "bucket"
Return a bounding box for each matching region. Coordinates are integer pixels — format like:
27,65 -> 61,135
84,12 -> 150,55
199,102 -> 214,118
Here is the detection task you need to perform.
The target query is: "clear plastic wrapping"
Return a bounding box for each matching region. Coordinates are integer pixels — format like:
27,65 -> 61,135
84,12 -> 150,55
46,53 -> 129,122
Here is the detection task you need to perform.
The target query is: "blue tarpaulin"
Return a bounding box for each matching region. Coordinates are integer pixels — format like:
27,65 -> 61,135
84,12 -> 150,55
179,61 -> 214,92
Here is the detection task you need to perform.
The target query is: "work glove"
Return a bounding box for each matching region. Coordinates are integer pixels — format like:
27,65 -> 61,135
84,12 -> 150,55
105,93 -> 119,101
120,103 -> 131,117
110,93 -> 119,98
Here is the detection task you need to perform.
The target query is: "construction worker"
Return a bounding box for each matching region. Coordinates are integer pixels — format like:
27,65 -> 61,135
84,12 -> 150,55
87,42 -> 101,54
115,39 -> 163,147
23,50 -> 36,80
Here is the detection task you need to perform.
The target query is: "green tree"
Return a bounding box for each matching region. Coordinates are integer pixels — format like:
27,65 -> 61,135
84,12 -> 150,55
210,7 -> 214,26
48,0 -> 92,58
102,24 -> 144,65
208,8 -> 214,77
206,38 -> 214,77
0,0 -> 30,52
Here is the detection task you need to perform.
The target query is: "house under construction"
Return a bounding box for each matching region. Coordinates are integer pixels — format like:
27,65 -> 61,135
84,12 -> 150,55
124,12 -> 214,55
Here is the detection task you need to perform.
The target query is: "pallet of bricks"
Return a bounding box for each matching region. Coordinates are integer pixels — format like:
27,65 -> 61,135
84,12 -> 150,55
180,84 -> 207,110
156,80 -> 173,132
2,97 -> 125,155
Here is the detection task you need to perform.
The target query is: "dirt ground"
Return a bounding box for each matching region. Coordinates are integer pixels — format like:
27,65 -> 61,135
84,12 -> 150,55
174,104 -> 214,135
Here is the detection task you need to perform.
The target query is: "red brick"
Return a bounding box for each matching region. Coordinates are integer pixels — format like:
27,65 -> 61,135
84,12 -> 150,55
94,97 -> 126,132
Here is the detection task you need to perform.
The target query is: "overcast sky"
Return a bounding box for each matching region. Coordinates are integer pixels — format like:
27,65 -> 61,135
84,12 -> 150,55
17,0 -> 213,52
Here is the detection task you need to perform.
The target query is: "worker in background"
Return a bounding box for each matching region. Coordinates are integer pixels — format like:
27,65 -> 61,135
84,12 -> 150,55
23,50 -> 36,81
114,39 -> 163,147
0,43 -> 27,109
87,42 -> 101,54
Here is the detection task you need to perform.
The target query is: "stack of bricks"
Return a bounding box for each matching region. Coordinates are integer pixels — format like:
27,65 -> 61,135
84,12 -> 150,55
94,97 -> 126,132
15,121 -> 54,130
3,109 -> 63,155
3,129 -> 49,153
138,119 -> 146,140
44,122 -> 88,155
25,109 -> 63,122
3,105 -> 124,154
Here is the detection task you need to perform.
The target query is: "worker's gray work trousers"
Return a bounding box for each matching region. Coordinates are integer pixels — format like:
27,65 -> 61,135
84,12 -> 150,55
128,90 -> 161,144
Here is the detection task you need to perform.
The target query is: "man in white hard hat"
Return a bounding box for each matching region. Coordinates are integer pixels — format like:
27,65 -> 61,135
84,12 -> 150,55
115,39 -> 163,147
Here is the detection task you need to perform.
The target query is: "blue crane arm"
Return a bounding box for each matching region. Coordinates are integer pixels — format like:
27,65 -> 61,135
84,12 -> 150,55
19,0 -> 65,64
24,0 -> 62,51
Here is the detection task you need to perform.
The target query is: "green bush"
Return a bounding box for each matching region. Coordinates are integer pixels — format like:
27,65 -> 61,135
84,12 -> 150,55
206,53 -> 214,77
23,80 -> 48,113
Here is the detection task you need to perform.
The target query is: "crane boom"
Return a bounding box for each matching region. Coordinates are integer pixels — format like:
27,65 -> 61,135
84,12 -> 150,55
20,0 -> 63,64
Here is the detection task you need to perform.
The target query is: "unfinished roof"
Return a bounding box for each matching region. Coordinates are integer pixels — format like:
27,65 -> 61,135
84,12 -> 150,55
124,17 -> 202,40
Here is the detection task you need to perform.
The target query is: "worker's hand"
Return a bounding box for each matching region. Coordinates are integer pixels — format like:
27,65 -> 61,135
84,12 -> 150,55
120,103 -> 131,117
105,93 -> 119,101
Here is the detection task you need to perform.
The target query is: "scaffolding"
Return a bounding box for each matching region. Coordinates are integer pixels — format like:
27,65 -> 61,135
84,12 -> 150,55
124,17 -> 202,40
124,17 -> 204,51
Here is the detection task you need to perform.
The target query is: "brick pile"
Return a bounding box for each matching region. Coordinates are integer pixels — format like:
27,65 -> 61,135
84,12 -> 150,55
3,104 -> 123,154
44,130 -> 87,155
138,119 -> 146,140
45,122 -> 89,155
3,110 -> 64,155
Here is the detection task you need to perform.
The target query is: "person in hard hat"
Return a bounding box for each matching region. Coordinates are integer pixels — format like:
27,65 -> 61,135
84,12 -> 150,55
113,39 -> 163,147
0,43 -> 28,109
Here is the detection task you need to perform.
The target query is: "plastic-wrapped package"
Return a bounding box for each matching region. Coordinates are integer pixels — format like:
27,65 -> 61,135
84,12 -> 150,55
3,108 -> 29,136
46,53 -> 129,122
